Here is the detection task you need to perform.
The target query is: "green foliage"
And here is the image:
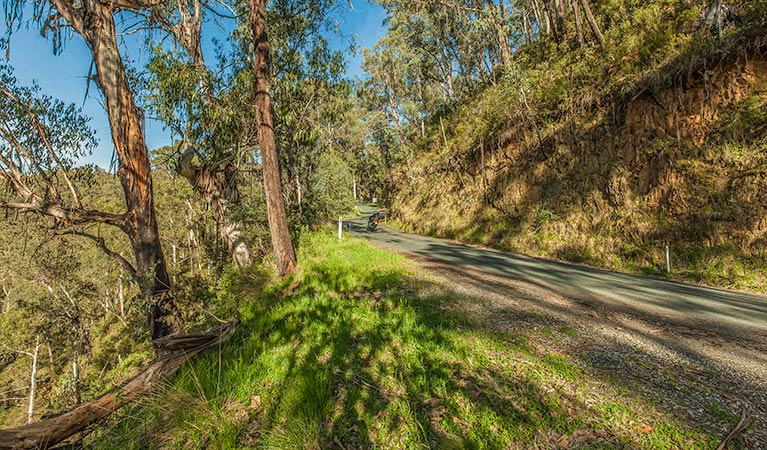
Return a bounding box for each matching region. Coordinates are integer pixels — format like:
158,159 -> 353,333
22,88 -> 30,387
306,152 -> 355,222
0,62 -> 96,174
371,0 -> 767,292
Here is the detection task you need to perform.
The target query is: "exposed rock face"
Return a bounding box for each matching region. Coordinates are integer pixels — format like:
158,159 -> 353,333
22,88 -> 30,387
393,54 -> 767,288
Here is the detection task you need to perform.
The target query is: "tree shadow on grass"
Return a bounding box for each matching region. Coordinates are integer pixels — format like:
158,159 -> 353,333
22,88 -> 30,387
91,245 -> 758,449
225,259 -> 736,449
421,262 -> 766,448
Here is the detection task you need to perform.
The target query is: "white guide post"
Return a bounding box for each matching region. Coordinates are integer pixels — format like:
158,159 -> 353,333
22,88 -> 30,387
338,217 -> 343,240
665,245 -> 670,273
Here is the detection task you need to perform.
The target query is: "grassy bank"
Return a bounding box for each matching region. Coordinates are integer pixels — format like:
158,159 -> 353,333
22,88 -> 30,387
90,231 -> 725,449
390,50 -> 767,293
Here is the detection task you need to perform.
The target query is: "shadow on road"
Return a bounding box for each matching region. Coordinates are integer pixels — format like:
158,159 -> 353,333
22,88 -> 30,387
347,216 -> 767,345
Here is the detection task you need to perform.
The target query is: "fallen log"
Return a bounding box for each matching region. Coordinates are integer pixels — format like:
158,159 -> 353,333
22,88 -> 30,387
0,319 -> 239,450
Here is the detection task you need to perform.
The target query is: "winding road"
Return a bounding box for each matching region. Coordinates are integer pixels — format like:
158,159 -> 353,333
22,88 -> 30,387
347,206 -> 767,343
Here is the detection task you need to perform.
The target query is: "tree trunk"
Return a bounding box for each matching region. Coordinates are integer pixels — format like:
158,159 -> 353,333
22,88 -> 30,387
0,285 -> 10,313
117,271 -> 125,319
542,0 -> 560,42
170,3 -> 254,268
177,148 -> 252,267
579,0 -> 604,48
496,2 -> 512,67
250,0 -> 297,277
72,355 -> 80,405
704,0 -> 724,37
87,4 -> 178,339
295,168 -> 303,216
553,0 -> 566,42
521,6 -> 532,44
26,338 -> 39,425
531,0 -> 546,36
572,0 -> 585,47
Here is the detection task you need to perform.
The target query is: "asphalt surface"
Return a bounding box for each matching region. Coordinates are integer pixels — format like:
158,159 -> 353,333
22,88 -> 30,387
347,206 -> 767,342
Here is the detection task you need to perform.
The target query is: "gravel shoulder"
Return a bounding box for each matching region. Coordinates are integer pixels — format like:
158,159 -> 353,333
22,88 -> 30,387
390,248 -> 767,447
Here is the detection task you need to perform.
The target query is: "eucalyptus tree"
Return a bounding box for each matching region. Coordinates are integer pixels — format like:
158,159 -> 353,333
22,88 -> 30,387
146,0 -> 351,274
147,47 -> 255,268
248,0 -> 297,276
0,13 -> 178,340
142,0 -> 259,268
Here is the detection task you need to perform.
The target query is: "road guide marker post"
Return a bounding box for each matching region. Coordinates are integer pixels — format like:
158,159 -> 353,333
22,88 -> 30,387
338,217 -> 343,240
665,245 -> 670,273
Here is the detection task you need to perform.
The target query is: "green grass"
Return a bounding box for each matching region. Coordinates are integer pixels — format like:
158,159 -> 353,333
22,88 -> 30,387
89,231 -> 722,449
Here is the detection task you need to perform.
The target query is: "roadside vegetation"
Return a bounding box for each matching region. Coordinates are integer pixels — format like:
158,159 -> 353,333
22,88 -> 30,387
362,0 -> 767,292
88,232 -> 732,449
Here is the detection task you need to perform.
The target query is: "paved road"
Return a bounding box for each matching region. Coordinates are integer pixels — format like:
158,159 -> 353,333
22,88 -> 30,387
348,206 -> 767,341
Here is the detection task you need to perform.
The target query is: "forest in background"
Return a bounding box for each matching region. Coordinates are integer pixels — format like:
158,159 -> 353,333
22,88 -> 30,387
0,0 -> 766,446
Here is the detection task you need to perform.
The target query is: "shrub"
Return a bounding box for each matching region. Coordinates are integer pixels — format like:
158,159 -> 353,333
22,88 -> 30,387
306,151 -> 355,222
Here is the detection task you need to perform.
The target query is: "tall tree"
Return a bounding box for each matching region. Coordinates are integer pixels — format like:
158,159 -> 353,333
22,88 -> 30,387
578,0 -> 604,47
1,0 -> 179,339
250,0 -> 297,277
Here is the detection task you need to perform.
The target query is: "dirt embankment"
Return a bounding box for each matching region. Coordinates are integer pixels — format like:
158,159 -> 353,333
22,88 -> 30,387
393,52 -> 767,291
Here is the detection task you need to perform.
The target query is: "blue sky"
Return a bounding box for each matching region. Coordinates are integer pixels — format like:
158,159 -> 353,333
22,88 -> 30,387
3,0 -> 387,168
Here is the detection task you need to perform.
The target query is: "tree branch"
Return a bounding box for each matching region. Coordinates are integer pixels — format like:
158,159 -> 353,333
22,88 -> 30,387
47,0 -> 84,35
0,198 -> 128,229
113,0 -> 165,11
53,229 -> 138,278
0,320 -> 239,450
0,120 -> 61,201
0,87 -> 83,208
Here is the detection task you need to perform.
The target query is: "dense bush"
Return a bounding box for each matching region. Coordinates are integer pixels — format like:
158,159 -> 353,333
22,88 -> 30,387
306,151 -> 355,222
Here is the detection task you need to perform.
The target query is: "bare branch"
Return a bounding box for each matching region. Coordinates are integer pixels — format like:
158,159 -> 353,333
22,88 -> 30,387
0,320 -> 239,450
40,12 -> 68,38
202,0 -> 240,19
0,120 -> 61,201
0,198 -> 128,229
53,229 -> 138,277
0,150 -> 34,199
47,0 -> 84,35
113,0 -> 165,11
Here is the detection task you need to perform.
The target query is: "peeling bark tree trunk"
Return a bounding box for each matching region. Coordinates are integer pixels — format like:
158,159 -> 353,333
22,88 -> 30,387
86,4 -> 179,338
168,2 -> 254,268
250,0 -> 297,277
0,320 -> 238,450
177,146 -> 253,267
704,0 -> 725,37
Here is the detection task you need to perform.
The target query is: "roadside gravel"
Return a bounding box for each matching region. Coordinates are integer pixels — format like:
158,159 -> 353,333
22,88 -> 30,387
411,257 -> 767,448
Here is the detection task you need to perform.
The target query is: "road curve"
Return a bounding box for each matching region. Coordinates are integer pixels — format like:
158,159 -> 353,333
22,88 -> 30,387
347,206 -> 767,343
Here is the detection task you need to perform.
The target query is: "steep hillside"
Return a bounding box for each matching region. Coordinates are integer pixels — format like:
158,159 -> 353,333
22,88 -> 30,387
392,47 -> 767,292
